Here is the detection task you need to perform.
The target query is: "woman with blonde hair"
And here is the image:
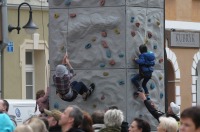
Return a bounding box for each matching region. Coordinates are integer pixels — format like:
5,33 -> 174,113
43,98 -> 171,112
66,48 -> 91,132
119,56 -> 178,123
157,117 -> 178,132
14,124 -> 33,132
26,117 -> 48,132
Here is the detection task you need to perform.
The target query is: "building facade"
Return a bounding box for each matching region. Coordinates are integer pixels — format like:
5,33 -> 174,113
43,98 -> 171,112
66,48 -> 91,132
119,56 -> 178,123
165,0 -> 200,110
1,0 -> 49,99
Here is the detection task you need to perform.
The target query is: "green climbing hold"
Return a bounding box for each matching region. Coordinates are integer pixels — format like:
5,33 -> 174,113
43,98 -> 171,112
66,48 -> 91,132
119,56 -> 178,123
119,53 -> 124,58
103,72 -> 109,76
106,49 -> 111,58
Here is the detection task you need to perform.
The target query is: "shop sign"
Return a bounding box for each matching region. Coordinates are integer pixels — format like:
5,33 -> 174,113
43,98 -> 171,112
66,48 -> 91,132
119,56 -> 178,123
171,32 -> 199,47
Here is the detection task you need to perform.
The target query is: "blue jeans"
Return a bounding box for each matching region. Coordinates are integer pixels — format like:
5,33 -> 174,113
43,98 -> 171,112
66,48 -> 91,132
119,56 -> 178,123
131,73 -> 151,94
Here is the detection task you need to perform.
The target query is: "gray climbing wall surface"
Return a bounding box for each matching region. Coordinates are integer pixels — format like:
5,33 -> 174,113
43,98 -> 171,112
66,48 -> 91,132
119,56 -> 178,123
49,0 -> 164,130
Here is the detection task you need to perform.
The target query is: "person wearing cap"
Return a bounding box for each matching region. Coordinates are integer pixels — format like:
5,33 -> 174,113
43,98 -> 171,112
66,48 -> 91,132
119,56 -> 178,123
44,109 -> 62,132
53,53 -> 95,101
138,92 -> 180,122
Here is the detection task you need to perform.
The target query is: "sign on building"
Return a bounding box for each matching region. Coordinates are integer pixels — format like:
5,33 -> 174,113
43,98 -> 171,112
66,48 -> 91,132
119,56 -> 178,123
171,32 -> 200,48
7,41 -> 14,52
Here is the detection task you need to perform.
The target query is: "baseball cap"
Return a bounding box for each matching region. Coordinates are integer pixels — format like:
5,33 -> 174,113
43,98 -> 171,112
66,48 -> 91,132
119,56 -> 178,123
55,65 -> 68,77
170,102 -> 180,115
44,109 -> 62,121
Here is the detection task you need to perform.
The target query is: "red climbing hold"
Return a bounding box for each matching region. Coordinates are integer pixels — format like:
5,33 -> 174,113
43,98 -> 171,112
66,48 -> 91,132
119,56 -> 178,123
109,59 -> 116,66
101,31 -> 107,37
148,32 -> 152,38
70,13 -> 76,18
101,95 -> 105,100
100,0 -> 105,6
101,40 -> 109,48
159,58 -> 163,63
131,31 -> 136,37
135,22 -> 140,28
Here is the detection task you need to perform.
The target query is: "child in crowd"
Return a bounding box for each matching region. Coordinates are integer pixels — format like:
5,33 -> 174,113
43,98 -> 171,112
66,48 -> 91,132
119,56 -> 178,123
53,53 -> 95,101
131,44 -> 155,100
35,88 -> 50,116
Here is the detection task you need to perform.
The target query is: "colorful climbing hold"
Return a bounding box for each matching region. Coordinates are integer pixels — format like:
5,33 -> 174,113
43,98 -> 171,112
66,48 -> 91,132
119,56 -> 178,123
160,93 -> 164,99
99,63 -> 106,68
153,45 -> 157,50
119,53 -> 124,58
101,95 -> 105,100
70,13 -> 76,18
159,76 -> 163,80
150,83 -> 155,90
54,13 -> 60,19
85,43 -> 92,49
130,17 -> 135,23
100,0 -> 105,6
131,31 -> 136,37
101,31 -> 107,37
103,72 -> 109,76
118,80 -> 125,85
109,59 -> 115,66
148,32 -> 152,39
114,28 -> 120,35
106,49 -> 111,58
101,40 -> 109,48
65,0 -> 72,6
93,104 -> 97,108
144,38 -> 148,44
135,22 -> 140,28
159,58 -> 164,63
92,37 -> 96,42
54,102 -> 59,109
156,20 -> 160,26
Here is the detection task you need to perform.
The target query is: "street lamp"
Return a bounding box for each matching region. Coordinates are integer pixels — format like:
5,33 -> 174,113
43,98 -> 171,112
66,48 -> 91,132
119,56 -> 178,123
8,2 -> 38,34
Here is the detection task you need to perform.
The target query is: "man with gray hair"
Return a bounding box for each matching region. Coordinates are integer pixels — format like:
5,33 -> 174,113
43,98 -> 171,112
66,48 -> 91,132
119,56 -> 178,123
59,105 -> 84,132
99,109 -> 124,132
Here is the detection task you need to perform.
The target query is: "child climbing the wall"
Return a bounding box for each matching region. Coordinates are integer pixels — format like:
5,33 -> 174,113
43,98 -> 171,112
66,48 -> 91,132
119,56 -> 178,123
131,44 -> 155,100
53,53 -> 95,102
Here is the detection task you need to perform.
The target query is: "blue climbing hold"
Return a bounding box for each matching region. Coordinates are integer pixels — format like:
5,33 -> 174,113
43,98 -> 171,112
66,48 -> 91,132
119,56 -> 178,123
153,45 -> 157,49
130,17 -> 135,23
54,102 -> 59,109
85,43 -> 92,49
99,63 -> 106,68
119,53 -> 124,58
65,0 -> 72,6
160,93 -> 164,99
118,80 -> 125,85
150,83 -> 155,90
106,49 -> 111,58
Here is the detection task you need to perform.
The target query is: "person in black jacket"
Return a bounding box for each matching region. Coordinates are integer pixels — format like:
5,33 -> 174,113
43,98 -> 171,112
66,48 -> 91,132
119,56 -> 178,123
138,92 -> 180,122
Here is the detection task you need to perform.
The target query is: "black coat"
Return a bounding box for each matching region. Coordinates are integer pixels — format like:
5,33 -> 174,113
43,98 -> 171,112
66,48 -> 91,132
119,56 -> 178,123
144,100 -> 180,122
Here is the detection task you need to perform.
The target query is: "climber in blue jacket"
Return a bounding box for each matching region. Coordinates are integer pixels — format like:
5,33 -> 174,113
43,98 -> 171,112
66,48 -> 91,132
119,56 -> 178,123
131,44 -> 155,100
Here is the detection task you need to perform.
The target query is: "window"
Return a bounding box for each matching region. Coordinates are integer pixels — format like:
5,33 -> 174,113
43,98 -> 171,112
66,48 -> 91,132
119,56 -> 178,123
25,51 -> 35,99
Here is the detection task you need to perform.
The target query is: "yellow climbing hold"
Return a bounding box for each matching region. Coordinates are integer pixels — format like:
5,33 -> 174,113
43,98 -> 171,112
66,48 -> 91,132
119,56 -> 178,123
114,28 -> 120,35
103,72 -> 109,76
92,37 -> 96,42
54,13 -> 60,19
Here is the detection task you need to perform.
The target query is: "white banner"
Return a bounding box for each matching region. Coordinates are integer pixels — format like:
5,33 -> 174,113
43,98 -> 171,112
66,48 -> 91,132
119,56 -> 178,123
171,32 -> 200,47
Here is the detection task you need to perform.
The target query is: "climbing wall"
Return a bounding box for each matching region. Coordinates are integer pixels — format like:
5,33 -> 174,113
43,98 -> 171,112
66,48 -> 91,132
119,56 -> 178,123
49,0 -> 164,130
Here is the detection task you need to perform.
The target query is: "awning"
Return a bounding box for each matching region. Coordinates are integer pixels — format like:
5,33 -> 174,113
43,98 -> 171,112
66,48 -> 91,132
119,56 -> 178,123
165,20 -> 200,31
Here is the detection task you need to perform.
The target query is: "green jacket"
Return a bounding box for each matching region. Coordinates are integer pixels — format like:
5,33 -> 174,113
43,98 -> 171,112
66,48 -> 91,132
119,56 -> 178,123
99,126 -> 121,132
